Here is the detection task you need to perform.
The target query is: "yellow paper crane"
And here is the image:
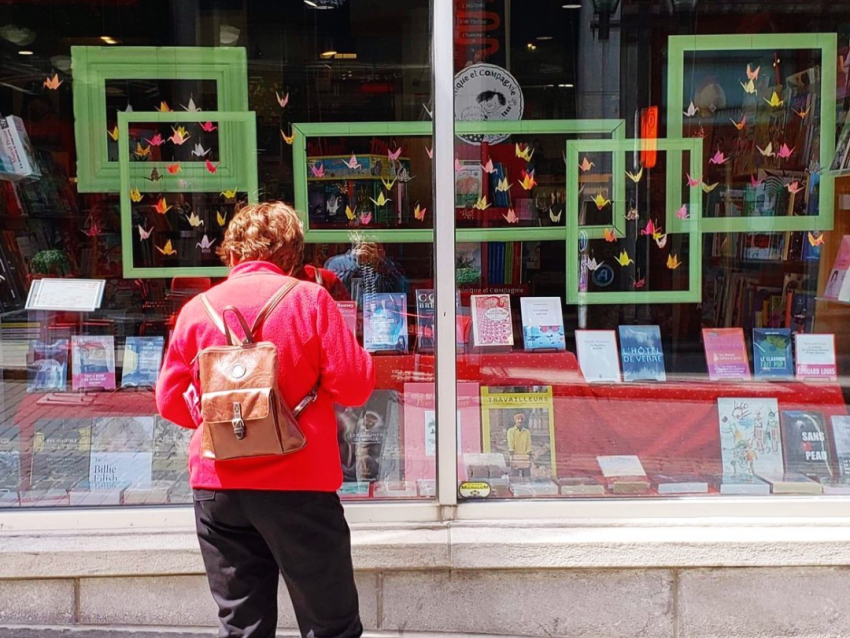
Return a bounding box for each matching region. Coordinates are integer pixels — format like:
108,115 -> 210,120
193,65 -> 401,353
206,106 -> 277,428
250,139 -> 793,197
667,254 -> 682,270
134,143 -> 151,158
280,129 -> 295,145
414,203 -> 427,221
592,193 -> 611,210
473,196 -> 491,211
216,211 -> 227,227
515,143 -> 534,162
625,167 -> 644,183
615,250 -> 634,266
156,240 -> 177,256
187,212 -> 204,228
129,187 -> 143,203
345,205 -> 357,221
740,79 -> 756,94
370,192 -> 392,207
221,189 -> 238,199
381,176 -> 397,191
763,91 -> 784,108
495,177 -> 511,192
519,171 -> 537,191
107,126 -> 119,141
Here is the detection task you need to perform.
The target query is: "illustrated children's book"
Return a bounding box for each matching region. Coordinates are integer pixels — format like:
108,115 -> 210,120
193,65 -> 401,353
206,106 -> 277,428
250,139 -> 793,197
716,398 -> 783,477
520,297 -> 566,352
470,294 -> 514,351
618,325 -> 666,382
752,328 -> 793,380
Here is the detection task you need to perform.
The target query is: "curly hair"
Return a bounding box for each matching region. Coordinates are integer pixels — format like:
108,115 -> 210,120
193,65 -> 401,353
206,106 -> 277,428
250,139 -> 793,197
217,201 -> 304,273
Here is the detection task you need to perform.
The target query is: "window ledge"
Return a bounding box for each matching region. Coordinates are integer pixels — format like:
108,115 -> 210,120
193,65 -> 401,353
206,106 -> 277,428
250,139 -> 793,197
3,518 -> 850,579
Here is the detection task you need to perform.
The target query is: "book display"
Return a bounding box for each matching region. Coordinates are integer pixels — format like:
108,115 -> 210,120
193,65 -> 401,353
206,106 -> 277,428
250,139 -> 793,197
575,330 -> 620,383
618,325 -> 666,382
470,294 -> 514,351
363,293 -> 408,354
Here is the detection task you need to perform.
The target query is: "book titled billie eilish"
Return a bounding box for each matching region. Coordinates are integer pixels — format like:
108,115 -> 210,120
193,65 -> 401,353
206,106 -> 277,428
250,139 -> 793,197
752,328 -> 793,380
618,325 -> 665,382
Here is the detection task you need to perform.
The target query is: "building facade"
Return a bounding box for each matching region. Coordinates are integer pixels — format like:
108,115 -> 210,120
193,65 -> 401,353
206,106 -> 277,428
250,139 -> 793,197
1,0 -> 850,636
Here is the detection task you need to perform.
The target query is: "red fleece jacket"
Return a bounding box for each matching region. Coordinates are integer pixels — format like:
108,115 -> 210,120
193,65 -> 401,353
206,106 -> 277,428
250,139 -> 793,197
155,261 -> 375,491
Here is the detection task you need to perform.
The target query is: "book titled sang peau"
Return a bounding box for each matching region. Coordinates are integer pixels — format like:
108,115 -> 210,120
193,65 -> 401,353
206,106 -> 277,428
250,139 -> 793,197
780,411 -> 834,480
618,325 -> 666,382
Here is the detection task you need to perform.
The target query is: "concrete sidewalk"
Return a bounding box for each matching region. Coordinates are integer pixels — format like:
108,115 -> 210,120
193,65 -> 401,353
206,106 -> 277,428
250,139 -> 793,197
0,628 -> 511,638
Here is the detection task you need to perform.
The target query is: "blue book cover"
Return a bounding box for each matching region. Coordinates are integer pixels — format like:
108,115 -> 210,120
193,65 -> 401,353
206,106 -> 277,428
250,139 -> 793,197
520,297 -> 565,351
363,293 -> 408,353
752,328 -> 793,380
618,325 -> 666,382
121,336 -> 164,388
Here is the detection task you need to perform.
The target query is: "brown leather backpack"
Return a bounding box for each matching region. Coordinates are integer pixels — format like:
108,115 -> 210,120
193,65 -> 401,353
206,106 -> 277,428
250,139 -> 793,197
196,280 -> 315,461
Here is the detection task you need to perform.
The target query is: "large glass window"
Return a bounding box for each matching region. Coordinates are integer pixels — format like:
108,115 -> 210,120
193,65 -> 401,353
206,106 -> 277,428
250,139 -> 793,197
454,1 -> 850,500
0,0 -> 435,507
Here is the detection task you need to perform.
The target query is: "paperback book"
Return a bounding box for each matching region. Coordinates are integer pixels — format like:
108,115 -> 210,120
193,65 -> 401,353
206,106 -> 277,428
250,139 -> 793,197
26,339 -> 68,392
823,235 -> 850,302
757,472 -> 823,494
415,289 -> 435,353
120,336 -> 164,388
650,474 -> 709,494
794,333 -> 837,380
780,411 -> 834,480
89,416 -> 154,491
717,398 -> 783,477
480,386 -> 556,479
336,390 -> 402,483
596,455 -> 650,494
152,416 -> 192,484
575,330 -> 621,383
618,325 -> 666,382
71,335 -> 116,391
336,301 -> 357,336
470,294 -> 514,351
30,418 -> 92,491
703,328 -> 751,381
363,293 -> 408,353
752,328 -> 793,380
831,416 -> 850,479
519,297 -> 565,351
717,474 -> 771,495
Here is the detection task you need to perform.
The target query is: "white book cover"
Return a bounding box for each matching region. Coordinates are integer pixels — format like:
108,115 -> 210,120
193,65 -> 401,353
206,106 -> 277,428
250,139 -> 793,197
519,297 -> 565,351
717,398 -> 784,477
470,294 -> 514,349
597,455 -> 647,478
575,330 -> 621,383
831,416 -> 850,479
795,334 -> 837,380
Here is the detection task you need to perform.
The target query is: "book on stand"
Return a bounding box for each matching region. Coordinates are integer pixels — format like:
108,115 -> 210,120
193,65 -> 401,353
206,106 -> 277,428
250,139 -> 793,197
575,330 -> 621,383
362,293 -> 408,354
519,297 -> 565,351
794,333 -> 837,381
717,398 -> 783,479
26,339 -> 68,392
336,301 -> 357,336
618,325 -> 666,382
703,328 -> 751,381
470,294 -> 514,352
822,235 -> 850,302
752,328 -> 793,380
120,336 -> 164,388
71,335 -> 116,391
596,455 -> 650,494
414,289 -> 435,353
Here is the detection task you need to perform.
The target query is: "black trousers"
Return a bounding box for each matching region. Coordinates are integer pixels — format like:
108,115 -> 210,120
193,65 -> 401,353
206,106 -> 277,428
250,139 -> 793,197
193,489 -> 362,638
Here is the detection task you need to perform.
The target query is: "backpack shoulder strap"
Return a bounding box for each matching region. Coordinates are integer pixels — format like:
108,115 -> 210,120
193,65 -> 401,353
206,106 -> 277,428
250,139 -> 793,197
250,279 -> 299,335
199,293 -> 234,341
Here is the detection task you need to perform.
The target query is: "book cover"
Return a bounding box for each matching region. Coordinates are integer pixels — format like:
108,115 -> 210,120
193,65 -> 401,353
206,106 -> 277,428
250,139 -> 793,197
618,325 -> 666,382
480,386 -> 556,479
402,382 -> 481,482
152,416 -> 192,483
0,424 -> 20,491
415,289 -> 435,353
336,301 -> 357,336
470,294 -> 514,350
26,339 -> 68,392
794,333 -> 837,380
520,297 -> 566,352
831,416 -> 850,479
89,416 -> 154,491
575,330 -> 621,383
703,328 -> 751,381
596,455 -> 647,478
71,335 -> 116,390
752,328 -> 793,380
780,411 -> 834,480
336,390 -> 402,483
823,235 -> 850,301
30,418 -> 92,491
362,293 -> 408,353
120,336 -> 164,388
717,398 -> 783,478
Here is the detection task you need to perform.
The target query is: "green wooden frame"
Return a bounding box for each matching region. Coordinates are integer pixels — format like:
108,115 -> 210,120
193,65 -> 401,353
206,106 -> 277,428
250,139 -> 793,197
665,33 -> 837,233
566,138 -> 704,305
292,119 -> 625,243
118,111 -> 258,278
72,46 -> 248,192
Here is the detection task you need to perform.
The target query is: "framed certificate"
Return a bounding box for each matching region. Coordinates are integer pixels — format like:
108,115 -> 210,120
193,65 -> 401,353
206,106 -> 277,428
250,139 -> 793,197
26,279 -> 106,312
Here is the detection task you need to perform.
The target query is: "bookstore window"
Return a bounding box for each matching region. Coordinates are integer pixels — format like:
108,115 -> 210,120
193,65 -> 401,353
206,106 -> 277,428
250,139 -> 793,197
454,2 -> 850,500
0,1 -> 436,508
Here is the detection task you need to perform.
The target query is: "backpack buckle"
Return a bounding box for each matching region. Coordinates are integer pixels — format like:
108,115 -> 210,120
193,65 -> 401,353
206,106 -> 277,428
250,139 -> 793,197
232,402 -> 246,440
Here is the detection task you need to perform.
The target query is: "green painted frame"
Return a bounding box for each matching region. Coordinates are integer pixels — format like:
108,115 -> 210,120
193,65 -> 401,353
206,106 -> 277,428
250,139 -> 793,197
118,111 -> 258,278
72,46 -> 248,192
665,33 -> 837,233
566,138 -> 704,305
292,119 -> 626,243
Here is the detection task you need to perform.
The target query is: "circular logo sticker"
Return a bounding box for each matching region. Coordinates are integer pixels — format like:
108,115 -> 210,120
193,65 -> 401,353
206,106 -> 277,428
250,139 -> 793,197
458,481 -> 492,499
454,63 -> 524,145
578,230 -> 589,253
592,264 -> 615,288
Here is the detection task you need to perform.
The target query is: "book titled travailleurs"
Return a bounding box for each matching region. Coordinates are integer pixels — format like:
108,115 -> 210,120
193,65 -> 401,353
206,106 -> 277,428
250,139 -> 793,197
752,328 -> 793,380
618,325 -> 665,382
703,328 -> 751,381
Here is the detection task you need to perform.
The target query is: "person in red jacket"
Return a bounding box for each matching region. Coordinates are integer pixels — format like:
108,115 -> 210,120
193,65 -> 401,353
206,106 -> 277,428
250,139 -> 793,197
156,201 -> 375,638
